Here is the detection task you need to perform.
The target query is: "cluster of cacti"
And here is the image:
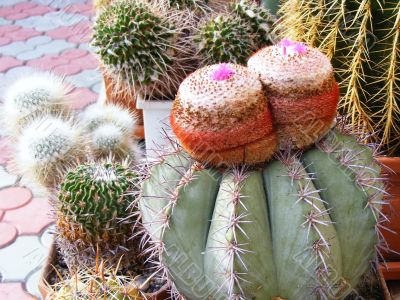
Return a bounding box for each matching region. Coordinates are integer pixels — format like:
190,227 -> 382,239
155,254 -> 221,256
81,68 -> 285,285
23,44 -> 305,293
277,0 -> 400,155
80,102 -> 139,160
139,127 -> 384,299
2,72 -> 139,191
55,159 -> 140,269
92,0 -> 196,99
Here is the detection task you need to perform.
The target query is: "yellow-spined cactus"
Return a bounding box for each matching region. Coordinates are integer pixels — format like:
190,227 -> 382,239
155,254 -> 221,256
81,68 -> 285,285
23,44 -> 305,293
278,0 -> 400,155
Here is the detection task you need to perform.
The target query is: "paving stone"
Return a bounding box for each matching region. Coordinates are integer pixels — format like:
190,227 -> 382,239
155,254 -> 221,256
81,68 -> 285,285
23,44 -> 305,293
40,224 -> 55,248
25,267 -> 41,298
0,166 -> 17,188
67,69 -> 101,88
0,235 -> 48,281
4,66 -> 35,83
0,187 -> 32,211
27,53 -> 68,69
0,41 -> 33,57
62,48 -> 87,59
0,223 -> 17,249
70,87 -> 98,109
0,25 -> 20,37
0,7 -> 18,19
36,39 -> 75,55
25,35 -> 51,46
0,18 -> 12,26
3,197 -> 54,235
5,12 -> 29,21
0,211 -> 4,221
53,63 -> 82,76
91,82 -> 101,94
0,283 -> 35,300
17,48 -> 45,60
25,4 -> 52,16
46,26 -> 74,40
0,37 -> 11,46
6,27 -> 41,42
0,56 -> 23,72
14,2 -> 37,11
0,0 -> 25,7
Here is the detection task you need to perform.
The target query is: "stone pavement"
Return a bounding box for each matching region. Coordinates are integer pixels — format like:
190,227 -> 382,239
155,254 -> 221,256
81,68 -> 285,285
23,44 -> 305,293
0,0 -> 100,298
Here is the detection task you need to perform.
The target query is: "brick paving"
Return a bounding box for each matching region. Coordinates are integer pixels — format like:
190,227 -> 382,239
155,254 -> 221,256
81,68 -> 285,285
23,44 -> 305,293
0,0 -> 100,298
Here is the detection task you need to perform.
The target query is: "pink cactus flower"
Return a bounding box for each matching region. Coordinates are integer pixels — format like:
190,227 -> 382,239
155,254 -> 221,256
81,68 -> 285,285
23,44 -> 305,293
211,63 -> 235,81
279,38 -> 308,56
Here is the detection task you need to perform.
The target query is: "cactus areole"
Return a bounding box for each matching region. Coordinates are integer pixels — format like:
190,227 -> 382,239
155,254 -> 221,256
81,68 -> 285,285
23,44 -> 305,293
139,129 -> 384,299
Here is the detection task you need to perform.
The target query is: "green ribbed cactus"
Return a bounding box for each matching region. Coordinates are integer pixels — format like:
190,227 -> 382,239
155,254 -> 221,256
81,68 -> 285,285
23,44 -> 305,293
56,160 -> 140,269
92,0 -> 195,99
231,0 -> 278,47
139,129 -> 384,299
196,15 -> 254,64
278,0 -> 400,155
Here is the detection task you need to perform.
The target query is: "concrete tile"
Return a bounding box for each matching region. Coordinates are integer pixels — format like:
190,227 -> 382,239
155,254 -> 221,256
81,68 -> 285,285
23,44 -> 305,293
0,41 -> 33,57
0,187 -> 32,211
36,39 -> 75,55
0,18 -> 12,26
0,0 -> 25,6
25,35 -> 51,47
91,82 -> 101,94
66,69 -> 101,88
25,267 -> 41,298
0,223 -> 17,249
0,56 -> 23,73
0,282 -> 35,300
0,166 -> 17,188
0,235 -> 48,281
39,224 -> 55,248
16,48 -> 44,61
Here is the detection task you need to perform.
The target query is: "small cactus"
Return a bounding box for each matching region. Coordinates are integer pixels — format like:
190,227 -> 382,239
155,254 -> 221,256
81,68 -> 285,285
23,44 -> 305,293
80,102 -> 139,160
248,39 -> 339,149
92,0 -> 196,99
2,72 -> 69,137
55,160 -> 140,269
171,63 -> 277,166
196,14 -> 254,65
230,0 -> 278,47
13,115 -> 85,189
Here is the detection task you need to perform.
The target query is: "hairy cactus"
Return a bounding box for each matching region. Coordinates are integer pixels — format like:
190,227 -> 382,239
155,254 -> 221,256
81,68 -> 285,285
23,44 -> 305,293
278,0 -> 400,155
171,63 -> 277,165
248,40 -> 339,149
13,115 -> 85,189
230,0 -> 278,47
92,0 -> 196,99
196,14 -> 254,64
56,160 -> 140,269
80,103 -> 138,160
139,128 -> 385,299
2,72 -> 69,137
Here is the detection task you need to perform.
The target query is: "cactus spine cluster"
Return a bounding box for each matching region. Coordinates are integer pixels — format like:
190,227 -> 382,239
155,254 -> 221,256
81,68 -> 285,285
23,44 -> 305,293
92,0 -> 195,99
139,128 -> 384,299
56,160 -> 139,268
278,0 -> 400,155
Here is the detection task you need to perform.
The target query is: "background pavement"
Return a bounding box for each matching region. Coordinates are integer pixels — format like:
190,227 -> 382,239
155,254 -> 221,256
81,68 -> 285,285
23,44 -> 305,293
0,1 -> 100,298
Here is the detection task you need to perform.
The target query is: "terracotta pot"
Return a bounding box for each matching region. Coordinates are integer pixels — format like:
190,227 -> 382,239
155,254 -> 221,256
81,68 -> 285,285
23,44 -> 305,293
378,157 -> 400,260
103,74 -> 145,140
38,244 -> 169,300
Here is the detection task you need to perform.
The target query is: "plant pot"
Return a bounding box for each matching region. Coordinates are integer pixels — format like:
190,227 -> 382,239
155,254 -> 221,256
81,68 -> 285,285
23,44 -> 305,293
136,95 -> 174,159
37,243 -> 169,299
377,157 -> 400,277
103,74 -> 145,140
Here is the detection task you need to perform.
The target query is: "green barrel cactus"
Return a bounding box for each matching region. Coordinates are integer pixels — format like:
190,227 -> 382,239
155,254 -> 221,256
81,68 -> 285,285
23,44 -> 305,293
92,0 -> 196,99
139,129 -> 384,299
56,160 -> 140,269
278,0 -> 400,155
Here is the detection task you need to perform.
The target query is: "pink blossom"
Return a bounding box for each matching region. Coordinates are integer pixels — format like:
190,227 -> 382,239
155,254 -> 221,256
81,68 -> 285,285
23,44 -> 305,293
211,63 -> 235,81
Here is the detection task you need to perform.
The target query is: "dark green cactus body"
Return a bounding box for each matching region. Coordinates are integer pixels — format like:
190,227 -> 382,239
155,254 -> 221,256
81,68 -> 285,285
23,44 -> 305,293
56,161 -> 140,268
139,130 -> 383,299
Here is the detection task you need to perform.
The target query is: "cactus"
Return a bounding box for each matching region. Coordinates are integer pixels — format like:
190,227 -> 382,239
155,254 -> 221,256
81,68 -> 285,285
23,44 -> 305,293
138,128 -> 385,299
248,40 -> 339,149
277,0 -> 400,155
171,63 -> 277,165
230,0 -> 278,47
92,0 -> 196,99
196,14 -> 254,65
13,115 -> 85,189
2,72 -> 69,137
80,103 -> 138,160
55,160 -> 140,269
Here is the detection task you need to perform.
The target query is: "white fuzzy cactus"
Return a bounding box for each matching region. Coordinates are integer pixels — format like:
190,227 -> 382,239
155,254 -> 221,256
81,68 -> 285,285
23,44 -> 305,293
2,72 -> 70,137
80,102 -> 139,160
13,115 -> 86,189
